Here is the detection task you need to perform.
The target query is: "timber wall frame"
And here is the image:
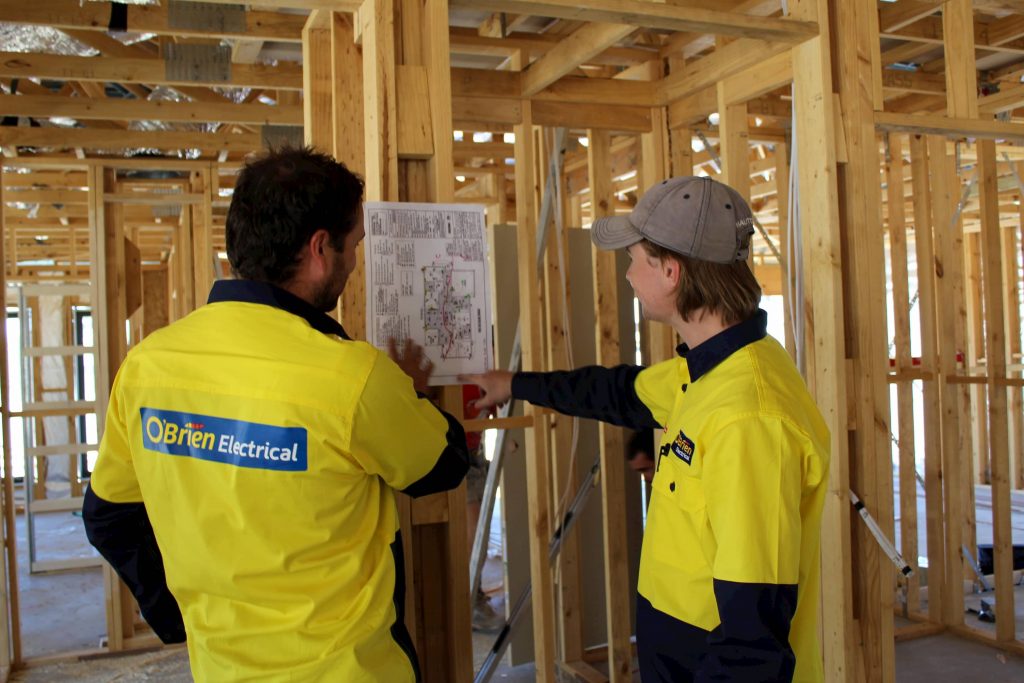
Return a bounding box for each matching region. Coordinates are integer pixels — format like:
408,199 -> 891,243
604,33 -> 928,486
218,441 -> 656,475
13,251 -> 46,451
0,1 -> 1023,682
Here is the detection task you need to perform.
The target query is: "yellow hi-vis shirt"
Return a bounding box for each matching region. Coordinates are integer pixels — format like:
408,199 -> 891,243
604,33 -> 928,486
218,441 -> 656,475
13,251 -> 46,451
635,333 -> 830,682
90,286 -> 456,682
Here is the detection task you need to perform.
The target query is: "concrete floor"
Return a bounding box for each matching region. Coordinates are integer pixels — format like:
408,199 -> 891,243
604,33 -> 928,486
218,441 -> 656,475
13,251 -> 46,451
13,508 -> 105,659
8,483 -> 1024,680
11,626 -> 1024,682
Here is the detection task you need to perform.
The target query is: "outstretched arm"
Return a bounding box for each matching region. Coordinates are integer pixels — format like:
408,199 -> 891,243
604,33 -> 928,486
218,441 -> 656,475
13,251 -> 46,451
461,365 -> 661,430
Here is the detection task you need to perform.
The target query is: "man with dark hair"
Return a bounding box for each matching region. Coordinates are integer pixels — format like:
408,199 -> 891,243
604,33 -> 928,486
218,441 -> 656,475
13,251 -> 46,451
462,176 -> 829,682
84,147 -> 469,682
626,429 -> 656,484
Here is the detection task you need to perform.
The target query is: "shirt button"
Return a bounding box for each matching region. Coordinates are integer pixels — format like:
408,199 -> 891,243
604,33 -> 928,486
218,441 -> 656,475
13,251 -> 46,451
681,384 -> 688,393
669,482 -> 676,492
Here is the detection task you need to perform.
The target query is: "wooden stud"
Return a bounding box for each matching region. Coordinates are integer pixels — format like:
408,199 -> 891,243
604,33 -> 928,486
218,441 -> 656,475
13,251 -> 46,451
926,134 -> 966,627
909,134 -> 945,623
303,12 -> 335,151
716,82 -> 750,200
514,74 -> 558,682
541,138 -> 583,664
788,0 -> 855,679
587,128 -> 631,683
964,231 -> 988,485
885,134 -> 920,613
831,0 -> 895,678
332,11 -> 368,339
1007,209 -> 1024,490
0,152 -> 22,669
975,139 -> 1015,640
362,0 -> 399,202
638,59 -> 677,364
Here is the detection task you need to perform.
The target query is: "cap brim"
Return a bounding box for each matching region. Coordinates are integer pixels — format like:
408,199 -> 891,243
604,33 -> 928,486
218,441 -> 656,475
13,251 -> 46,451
591,215 -> 642,251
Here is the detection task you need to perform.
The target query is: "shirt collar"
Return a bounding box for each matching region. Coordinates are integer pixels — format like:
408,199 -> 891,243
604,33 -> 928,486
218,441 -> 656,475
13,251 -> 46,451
207,280 -> 351,340
675,309 -> 767,382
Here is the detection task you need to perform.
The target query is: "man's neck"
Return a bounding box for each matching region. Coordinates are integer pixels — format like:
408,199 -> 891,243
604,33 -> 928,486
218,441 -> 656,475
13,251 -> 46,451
278,277 -> 318,309
672,309 -> 730,349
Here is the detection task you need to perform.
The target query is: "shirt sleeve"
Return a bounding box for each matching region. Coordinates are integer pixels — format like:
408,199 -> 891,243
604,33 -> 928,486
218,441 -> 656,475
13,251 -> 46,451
84,368 -> 185,644
350,351 -> 469,497
511,364 -> 660,429
697,416 -> 804,682
89,369 -> 142,503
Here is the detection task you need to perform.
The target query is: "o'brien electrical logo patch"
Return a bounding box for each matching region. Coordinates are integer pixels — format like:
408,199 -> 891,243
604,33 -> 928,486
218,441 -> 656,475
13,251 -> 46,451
140,408 -> 307,472
671,429 -> 695,465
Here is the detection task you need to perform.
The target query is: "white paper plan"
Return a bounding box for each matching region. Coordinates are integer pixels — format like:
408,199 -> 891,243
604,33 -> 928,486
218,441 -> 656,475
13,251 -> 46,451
363,201 -> 493,385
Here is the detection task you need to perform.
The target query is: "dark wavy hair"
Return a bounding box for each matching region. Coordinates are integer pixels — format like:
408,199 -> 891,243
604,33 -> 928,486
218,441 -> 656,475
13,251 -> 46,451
226,147 -> 364,284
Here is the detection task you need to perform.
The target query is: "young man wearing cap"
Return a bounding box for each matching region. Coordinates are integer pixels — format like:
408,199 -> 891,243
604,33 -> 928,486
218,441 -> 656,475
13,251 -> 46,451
461,176 -> 829,682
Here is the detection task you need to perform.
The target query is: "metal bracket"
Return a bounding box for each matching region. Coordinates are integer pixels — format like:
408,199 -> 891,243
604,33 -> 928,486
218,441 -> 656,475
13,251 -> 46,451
163,43 -> 232,84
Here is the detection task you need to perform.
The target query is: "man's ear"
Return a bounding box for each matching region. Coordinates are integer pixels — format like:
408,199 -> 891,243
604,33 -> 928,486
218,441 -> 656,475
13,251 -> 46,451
307,229 -> 331,272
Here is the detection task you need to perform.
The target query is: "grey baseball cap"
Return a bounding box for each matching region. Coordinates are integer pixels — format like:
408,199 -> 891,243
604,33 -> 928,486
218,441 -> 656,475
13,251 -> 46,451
591,176 -> 755,264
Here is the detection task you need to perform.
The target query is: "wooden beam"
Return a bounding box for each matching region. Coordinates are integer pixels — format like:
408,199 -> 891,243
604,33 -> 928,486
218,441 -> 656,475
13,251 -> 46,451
449,0 -> 819,41
882,15 -> 1024,55
0,127 -> 260,153
449,27 -> 654,66
978,83 -> 1024,115
878,0 -> 943,32
0,52 -> 303,90
987,15 -> 1024,47
173,0 -> 361,9
0,0 -> 305,42
0,95 -> 301,126
881,69 -> 946,96
452,67 -> 659,107
717,50 -> 792,106
661,39 -> 792,103
874,112 -> 1024,142
881,40 -> 938,67
521,23 -> 635,96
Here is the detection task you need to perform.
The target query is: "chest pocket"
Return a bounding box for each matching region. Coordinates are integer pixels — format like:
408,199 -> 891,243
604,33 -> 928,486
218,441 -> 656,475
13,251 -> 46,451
647,431 -> 710,577
654,427 -> 704,509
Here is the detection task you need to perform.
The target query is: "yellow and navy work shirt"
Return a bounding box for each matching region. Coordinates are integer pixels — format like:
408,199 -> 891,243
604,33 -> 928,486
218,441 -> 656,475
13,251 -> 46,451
513,310 -> 829,682
83,280 -> 468,683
